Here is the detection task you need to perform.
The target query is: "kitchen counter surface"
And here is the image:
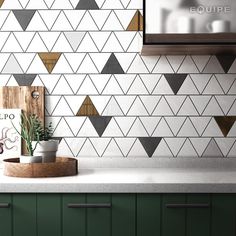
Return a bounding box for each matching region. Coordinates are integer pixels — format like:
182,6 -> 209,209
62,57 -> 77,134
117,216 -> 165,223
1,165 -> 236,193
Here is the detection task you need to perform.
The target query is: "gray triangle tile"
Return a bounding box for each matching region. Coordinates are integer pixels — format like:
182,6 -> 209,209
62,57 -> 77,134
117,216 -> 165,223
13,10 -> 36,31
203,56 -> 224,73
76,0 -> 99,9
202,138 -> 224,157
13,74 -> 36,85
101,53 -> 124,74
138,137 -> 162,157
89,116 -> 112,137
216,55 -> 236,73
164,74 -> 188,95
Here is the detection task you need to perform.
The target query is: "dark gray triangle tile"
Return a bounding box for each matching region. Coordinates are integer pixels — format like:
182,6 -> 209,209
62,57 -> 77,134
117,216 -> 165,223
101,53 -> 124,74
13,10 -> 36,31
202,138 -> 223,157
89,116 -> 112,137
164,74 -> 188,95
216,55 -> 236,73
13,74 -> 37,86
76,0 -> 99,9
138,137 -> 162,157
214,116 -> 236,137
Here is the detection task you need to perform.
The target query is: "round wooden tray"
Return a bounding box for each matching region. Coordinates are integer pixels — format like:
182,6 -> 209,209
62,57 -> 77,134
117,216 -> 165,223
3,157 -> 78,178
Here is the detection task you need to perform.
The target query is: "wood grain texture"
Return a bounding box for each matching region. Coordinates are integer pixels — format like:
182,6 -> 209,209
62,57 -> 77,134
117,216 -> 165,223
0,0 -> 4,7
77,96 -> 99,116
127,10 -> 143,31
38,53 -> 61,73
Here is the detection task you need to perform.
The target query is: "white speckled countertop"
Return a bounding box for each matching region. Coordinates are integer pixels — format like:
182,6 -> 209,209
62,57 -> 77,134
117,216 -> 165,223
1,158 -> 236,193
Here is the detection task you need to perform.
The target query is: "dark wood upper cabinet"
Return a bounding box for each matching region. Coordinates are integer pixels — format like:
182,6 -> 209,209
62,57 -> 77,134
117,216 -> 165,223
142,0 -> 236,55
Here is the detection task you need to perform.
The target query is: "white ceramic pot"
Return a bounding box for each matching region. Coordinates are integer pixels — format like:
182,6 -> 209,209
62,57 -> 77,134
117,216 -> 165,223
20,155 -> 42,163
32,140 -> 59,163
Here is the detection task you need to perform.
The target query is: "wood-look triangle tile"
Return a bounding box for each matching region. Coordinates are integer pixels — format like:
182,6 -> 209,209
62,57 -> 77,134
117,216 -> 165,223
126,10 -> 143,31
77,95 -> 99,116
38,52 -> 61,73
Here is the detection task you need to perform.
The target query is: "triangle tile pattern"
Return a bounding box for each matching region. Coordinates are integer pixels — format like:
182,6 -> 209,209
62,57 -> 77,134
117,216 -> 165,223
214,116 -> 236,137
12,10 -> 36,31
164,74 -> 188,95
138,137 -> 162,157
126,10 -> 143,31
216,55 -> 236,73
38,53 -> 61,73
77,96 -> 99,116
101,53 -> 124,74
76,0 -> 99,9
89,116 -> 112,137
13,74 -> 36,85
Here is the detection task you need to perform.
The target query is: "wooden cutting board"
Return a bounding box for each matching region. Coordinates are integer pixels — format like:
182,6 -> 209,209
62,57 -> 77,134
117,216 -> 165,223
0,86 -> 45,154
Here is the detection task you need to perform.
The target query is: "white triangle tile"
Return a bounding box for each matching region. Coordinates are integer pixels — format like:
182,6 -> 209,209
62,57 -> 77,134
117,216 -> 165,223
177,118 -> 198,137
51,11 -> 73,31
215,74 -> 236,94
114,9 -> 135,29
114,32 -> 136,51
51,33 -> 73,52
19,0 -> 30,8
0,53 -> 10,72
102,32 -> 124,52
165,117 -> 186,136
0,75 -> 11,86
228,123 -> 236,137
191,55 -> 210,72
127,139 -> 148,158
215,96 -> 235,115
52,54 -> 73,74
64,117 -> 86,136
139,117 -> 161,136
0,32 -> 10,50
190,138 -> 211,156
102,0 -> 123,9
177,75 -> 199,95
203,56 -> 224,73
227,59 -> 236,73
115,138 -> 136,156
90,96 -> 111,114
52,96 -> 74,116
89,32 -> 110,51
189,96 -> 211,115
77,118 -> 99,137
5,75 -> 18,85
14,53 -> 35,73
203,75 -> 224,95
119,0 -> 130,8
215,138 -> 235,156
53,118 -> 74,137
153,139 -> 173,157
77,11 -> 98,30
95,0 -> 106,8
202,118 -> 224,137
127,32 -> 142,52
114,95 -> 136,115
1,11 -> 22,31
115,53 -> 136,72
89,53 -> 111,73
102,118 -> 123,137
90,74 -> 111,94
27,54 -> 48,73
26,0 -> 48,9
202,138 -> 223,157
26,11 -> 48,31
115,74 -> 136,94
141,55 -> 159,73
51,0 -> 73,9
103,139 -> 123,157
45,95 -> 61,115
14,32 -> 35,51
89,138 -> 111,157
64,95 -> 85,115
228,101 -> 236,115
177,139 -> 198,157
1,0 -> 22,9
26,33 -> 48,52
38,32 -> 60,52
152,75 -> 174,95
177,56 -> 199,73
164,138 -> 186,157
190,74 -> 212,94
77,75 -> 99,95
227,141 -> 236,157
127,75 -> 149,95
1,54 -> 23,74
0,11 -> 10,29
38,10 -> 60,30
202,97 -> 224,116
190,117 -> 211,136
2,32 -> 23,52
152,96 -> 174,116
31,75 -> 44,87
165,96 -> 185,115
152,118 -> 173,137
84,10 -> 106,30
127,0 -> 142,9
177,97 -> 198,116
166,55 -> 185,73
64,10 -> 86,30
102,96 -> 124,116
39,74 -> 60,94
114,117 -> 136,136
126,118 -> 148,137
102,75 -> 124,95
127,54 -> 149,74
102,11 -> 123,30
52,75 -> 74,95
127,96 -> 148,116
79,139 -> 99,157
228,80 -> 236,94
77,54 -> 99,73
153,56 -> 174,73
77,33 -> 99,52
57,139 -> 73,157
64,138 -> 86,156
140,96 -> 161,115
64,53 -> 86,73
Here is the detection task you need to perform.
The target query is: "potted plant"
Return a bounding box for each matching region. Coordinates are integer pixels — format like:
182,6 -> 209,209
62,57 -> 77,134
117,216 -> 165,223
12,113 -> 42,163
31,115 -> 59,163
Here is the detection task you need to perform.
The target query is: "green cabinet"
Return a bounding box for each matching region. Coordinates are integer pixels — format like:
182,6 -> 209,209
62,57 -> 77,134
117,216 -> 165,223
0,193 -> 235,236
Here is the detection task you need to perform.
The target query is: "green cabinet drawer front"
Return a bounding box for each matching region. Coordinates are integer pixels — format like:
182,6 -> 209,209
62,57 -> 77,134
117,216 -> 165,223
13,194 -> 37,236
0,194 -> 12,236
162,194 -> 186,236
112,194 -> 136,236
211,194 -> 236,236
186,194 -> 211,236
87,194 -> 111,236
37,194 -> 61,236
137,194 -> 161,236
62,194 -> 86,236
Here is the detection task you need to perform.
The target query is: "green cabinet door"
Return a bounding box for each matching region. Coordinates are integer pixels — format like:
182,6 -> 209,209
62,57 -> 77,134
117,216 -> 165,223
0,194 -> 12,236
13,194 -> 37,236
